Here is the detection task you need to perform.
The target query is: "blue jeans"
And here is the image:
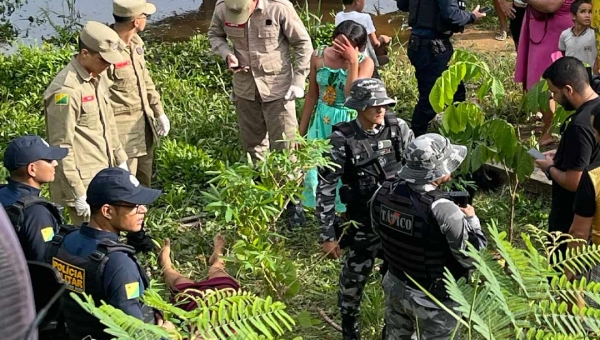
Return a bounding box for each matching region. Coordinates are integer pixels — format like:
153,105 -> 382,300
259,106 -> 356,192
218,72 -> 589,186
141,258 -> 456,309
407,35 -> 466,137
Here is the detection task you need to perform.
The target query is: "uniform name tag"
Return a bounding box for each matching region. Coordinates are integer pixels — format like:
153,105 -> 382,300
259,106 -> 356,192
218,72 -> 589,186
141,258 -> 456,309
225,22 -> 246,27
115,60 -> 131,69
52,257 -> 85,293
378,147 -> 392,156
82,95 -> 95,103
380,204 -> 414,236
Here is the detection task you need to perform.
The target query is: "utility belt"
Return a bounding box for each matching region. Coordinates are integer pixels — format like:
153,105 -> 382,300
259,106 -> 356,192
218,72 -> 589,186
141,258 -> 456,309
408,34 -> 452,56
389,266 -> 451,301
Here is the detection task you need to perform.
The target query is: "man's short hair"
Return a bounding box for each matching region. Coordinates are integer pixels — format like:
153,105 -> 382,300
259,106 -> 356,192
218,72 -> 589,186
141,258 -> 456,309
542,56 -> 590,93
9,167 -> 29,180
78,38 -> 99,55
113,14 -> 135,23
571,0 -> 591,15
90,205 -> 103,216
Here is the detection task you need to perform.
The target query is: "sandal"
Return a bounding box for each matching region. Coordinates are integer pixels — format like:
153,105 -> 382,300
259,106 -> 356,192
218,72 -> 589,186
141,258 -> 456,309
495,30 -> 507,41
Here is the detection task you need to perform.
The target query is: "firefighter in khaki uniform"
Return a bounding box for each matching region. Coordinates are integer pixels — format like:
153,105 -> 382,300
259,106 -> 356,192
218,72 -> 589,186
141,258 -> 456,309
108,0 -> 170,187
44,21 -> 129,226
208,0 -> 313,227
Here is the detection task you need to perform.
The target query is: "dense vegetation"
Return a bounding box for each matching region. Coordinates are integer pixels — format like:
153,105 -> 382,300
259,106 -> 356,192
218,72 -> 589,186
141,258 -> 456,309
5,5 -> 600,339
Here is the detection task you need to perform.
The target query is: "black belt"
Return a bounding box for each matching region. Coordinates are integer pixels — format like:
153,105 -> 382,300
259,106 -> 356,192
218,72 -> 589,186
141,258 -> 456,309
409,34 -> 451,46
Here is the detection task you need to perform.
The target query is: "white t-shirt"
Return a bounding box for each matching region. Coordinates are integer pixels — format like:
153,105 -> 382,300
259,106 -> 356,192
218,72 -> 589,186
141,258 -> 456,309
559,27 -> 598,68
335,11 -> 378,66
334,11 -> 376,35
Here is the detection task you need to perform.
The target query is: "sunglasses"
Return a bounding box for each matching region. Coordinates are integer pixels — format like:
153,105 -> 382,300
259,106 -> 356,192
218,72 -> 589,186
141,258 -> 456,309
111,203 -> 146,214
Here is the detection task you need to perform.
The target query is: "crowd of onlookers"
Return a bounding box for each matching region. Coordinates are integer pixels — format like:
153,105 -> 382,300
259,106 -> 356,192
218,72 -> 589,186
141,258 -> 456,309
494,0 -> 597,145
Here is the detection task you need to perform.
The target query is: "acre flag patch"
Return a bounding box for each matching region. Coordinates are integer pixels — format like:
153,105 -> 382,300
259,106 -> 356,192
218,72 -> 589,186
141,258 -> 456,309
125,282 -> 140,300
54,93 -> 69,106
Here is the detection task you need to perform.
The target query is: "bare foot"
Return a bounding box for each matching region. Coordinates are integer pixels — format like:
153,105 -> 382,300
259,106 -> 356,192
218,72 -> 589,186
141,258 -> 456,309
158,238 -> 172,270
539,133 -> 554,147
209,233 -> 226,265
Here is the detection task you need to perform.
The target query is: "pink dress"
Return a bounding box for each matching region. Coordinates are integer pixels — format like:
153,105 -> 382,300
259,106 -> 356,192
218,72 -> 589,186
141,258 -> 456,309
514,0 -> 575,90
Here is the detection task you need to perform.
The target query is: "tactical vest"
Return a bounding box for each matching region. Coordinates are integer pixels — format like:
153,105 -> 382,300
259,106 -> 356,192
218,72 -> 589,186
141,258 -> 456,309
334,112 -> 405,212
0,184 -> 63,233
408,0 -> 465,36
371,181 -> 467,297
46,226 -> 153,340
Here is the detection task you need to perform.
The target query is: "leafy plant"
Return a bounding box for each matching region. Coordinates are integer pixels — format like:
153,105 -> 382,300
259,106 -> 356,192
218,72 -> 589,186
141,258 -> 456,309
201,134 -> 334,298
296,0 -> 336,49
73,285 -> 296,340
71,292 -> 175,340
411,221 -> 600,340
430,49 -> 534,241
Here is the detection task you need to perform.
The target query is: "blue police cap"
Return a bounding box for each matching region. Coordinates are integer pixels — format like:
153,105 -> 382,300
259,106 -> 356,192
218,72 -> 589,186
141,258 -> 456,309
4,135 -> 68,171
86,168 -> 161,206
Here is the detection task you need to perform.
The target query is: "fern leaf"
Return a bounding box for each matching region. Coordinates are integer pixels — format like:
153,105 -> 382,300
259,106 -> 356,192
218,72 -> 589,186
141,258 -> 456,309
71,292 -> 174,340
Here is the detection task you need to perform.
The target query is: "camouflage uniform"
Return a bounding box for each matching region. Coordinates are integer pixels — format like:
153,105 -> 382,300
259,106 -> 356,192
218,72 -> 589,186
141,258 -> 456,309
372,134 -> 486,340
316,78 -> 414,339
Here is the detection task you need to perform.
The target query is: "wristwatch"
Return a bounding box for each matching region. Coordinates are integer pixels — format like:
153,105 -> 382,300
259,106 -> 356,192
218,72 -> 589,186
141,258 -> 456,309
544,165 -> 555,180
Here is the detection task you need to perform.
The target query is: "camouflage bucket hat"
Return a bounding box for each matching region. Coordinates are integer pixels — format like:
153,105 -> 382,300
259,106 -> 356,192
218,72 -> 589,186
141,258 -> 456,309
398,134 -> 467,184
344,78 -> 396,111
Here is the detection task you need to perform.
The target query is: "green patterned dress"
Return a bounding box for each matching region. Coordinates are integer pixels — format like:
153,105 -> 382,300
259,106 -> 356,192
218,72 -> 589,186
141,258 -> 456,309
302,46 -> 365,212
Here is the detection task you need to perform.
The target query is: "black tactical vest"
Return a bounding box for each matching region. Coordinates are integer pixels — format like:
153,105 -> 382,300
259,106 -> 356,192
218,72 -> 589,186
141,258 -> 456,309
371,181 -> 467,295
45,226 -> 153,340
0,184 -> 63,233
408,0 -> 464,36
334,113 -> 406,214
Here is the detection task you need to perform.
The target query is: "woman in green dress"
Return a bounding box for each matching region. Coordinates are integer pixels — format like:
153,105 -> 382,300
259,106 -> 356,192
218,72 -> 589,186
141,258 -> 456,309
299,20 -> 375,211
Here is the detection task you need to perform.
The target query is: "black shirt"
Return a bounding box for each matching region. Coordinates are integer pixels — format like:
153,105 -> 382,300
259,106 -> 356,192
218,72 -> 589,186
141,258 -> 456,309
550,97 -> 600,233
573,164 -> 600,244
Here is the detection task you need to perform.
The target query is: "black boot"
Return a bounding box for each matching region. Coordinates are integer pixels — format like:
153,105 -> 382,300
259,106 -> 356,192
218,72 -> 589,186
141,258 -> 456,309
341,315 -> 361,340
286,199 -> 306,229
126,224 -> 156,253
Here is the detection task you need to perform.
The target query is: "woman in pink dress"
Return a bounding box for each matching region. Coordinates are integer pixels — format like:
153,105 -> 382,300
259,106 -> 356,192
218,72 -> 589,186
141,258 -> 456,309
515,0 -> 574,146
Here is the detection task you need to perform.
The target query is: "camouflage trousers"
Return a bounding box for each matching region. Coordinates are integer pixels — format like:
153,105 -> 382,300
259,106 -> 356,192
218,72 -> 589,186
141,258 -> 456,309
382,272 -> 459,340
338,228 -> 381,319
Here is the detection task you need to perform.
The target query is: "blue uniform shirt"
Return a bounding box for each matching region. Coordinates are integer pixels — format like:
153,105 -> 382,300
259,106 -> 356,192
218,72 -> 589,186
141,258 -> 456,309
62,225 -> 146,320
0,179 -> 60,261
397,0 -> 475,37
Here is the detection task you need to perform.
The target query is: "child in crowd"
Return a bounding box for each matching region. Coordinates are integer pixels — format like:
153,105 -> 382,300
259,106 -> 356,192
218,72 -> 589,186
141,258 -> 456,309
299,20 -> 374,212
559,0 -> 598,74
335,0 -> 390,77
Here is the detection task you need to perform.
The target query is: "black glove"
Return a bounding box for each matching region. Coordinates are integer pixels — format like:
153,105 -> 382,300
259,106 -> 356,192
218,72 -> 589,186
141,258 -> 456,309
126,226 -> 156,253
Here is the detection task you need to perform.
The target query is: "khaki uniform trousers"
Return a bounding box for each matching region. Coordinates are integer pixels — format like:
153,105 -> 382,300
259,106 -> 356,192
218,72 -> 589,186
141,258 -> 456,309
126,123 -> 154,187
68,207 -> 88,226
235,93 -> 298,160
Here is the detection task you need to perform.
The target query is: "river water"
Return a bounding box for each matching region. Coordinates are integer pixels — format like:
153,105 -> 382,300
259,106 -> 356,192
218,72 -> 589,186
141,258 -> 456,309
5,0 -> 407,46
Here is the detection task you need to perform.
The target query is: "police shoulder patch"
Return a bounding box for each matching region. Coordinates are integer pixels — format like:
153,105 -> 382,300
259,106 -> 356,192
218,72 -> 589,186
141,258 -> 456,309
125,281 -> 140,299
54,93 -> 69,106
41,226 -> 55,242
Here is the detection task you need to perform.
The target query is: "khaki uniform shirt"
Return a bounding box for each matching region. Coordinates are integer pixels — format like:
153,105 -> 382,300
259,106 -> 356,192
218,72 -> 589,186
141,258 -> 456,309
208,0 -> 313,102
107,34 -> 163,158
44,57 -> 128,206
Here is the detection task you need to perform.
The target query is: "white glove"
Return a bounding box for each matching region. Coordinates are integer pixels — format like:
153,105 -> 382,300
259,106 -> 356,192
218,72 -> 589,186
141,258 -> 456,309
74,196 -> 91,219
157,114 -> 170,137
284,85 -> 305,101
118,162 -> 129,171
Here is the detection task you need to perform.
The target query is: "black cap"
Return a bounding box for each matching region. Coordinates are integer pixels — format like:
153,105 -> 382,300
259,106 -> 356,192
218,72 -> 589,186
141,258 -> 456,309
86,168 -> 162,206
4,135 -> 68,171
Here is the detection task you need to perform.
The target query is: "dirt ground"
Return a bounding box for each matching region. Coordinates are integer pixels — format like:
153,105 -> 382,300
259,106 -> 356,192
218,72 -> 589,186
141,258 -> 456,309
454,28 -> 518,53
